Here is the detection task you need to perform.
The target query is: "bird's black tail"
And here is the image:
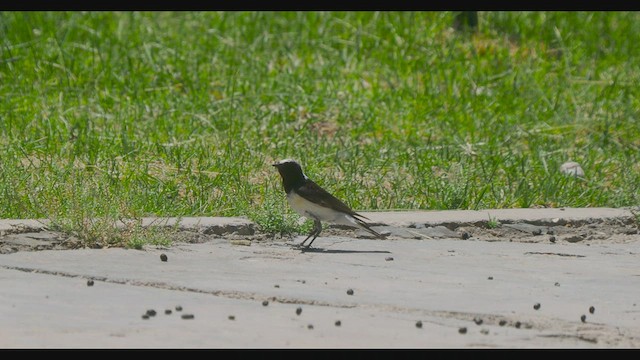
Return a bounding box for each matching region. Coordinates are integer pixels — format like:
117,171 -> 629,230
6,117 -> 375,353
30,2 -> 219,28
353,215 -> 384,238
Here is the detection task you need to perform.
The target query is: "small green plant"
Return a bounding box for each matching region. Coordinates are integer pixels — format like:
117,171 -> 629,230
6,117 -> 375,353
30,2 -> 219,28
486,214 -> 502,229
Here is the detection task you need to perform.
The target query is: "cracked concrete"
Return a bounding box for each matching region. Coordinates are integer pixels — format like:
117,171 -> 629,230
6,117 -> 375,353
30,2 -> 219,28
0,207 -> 639,348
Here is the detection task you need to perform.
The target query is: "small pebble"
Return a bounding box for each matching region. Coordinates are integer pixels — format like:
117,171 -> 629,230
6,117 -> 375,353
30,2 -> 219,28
385,257 -> 394,261
487,276 -> 493,280
499,320 -> 507,326
461,232 -> 470,240
415,320 -> 422,328
473,317 -> 483,325
141,314 -> 150,320
228,315 -> 235,320
589,306 -> 595,314
160,253 -> 168,262
175,305 -> 183,311
165,309 -> 172,315
307,324 -> 314,330
534,303 -> 541,310
262,300 -> 269,306
549,236 -> 556,243
87,279 -> 94,286
346,289 -> 354,295
458,327 -> 467,334
335,320 -> 341,327
181,314 -> 195,320
146,309 -> 157,317
515,321 -> 521,328
296,307 -> 302,316
581,314 -> 586,323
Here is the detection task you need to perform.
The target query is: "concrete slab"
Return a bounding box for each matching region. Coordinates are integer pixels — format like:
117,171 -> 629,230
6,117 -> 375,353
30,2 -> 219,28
1,233 -> 639,348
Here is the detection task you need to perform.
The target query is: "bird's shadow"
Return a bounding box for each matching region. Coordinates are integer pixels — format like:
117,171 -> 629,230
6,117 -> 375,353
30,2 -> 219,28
295,246 -> 391,254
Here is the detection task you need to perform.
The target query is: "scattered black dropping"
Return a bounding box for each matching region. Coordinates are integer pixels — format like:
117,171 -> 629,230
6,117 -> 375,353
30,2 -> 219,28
307,324 -> 314,330
515,321 -> 521,328
480,329 -> 489,335
473,317 -> 483,325
499,320 -> 507,326
181,314 -> 195,320
461,232 -> 470,240
385,257 -> 394,261
228,315 -> 235,320
554,282 -> 560,287
415,320 -> 423,328
547,229 -> 555,235
532,229 -> 542,236
175,305 -> 183,311
581,314 -> 586,323
549,236 -> 556,243
346,289 -> 354,296
165,309 -> 172,315
335,320 -> 341,327
146,309 -> 157,317
86,279 -> 94,286
262,300 -> 269,306
141,314 -> 150,320
534,303 -> 541,310
589,306 -> 595,314
487,276 -> 493,280
274,284 -> 280,288
458,327 -> 467,334
160,253 -> 168,262
296,307 -> 302,316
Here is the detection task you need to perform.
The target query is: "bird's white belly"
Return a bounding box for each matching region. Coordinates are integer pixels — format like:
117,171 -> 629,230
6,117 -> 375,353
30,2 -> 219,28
286,191 -> 351,225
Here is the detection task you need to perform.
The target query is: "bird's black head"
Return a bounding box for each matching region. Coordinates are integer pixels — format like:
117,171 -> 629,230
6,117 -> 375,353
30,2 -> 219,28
272,159 -> 306,193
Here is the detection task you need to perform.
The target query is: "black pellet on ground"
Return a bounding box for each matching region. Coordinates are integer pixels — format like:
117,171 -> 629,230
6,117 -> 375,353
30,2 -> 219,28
228,315 -> 235,320
296,307 -> 302,315
473,317 -> 483,325
581,315 -> 587,323
487,276 -> 493,280
262,300 -> 269,306
307,324 -> 314,330
385,257 -> 394,261
532,229 -> 542,236
461,232 -> 470,240
141,314 -> 150,320
175,305 -> 183,311
549,236 -> 556,243
165,309 -> 172,315
146,309 -> 157,317
346,289 -> 354,295
87,279 -> 94,286
181,314 -> 195,320
589,306 -> 595,314
415,320 -> 422,328
534,303 -> 541,310
499,320 -> 507,326
335,320 -> 341,327
274,284 -> 280,288
515,321 -> 521,328
160,254 -> 168,262
458,327 -> 467,334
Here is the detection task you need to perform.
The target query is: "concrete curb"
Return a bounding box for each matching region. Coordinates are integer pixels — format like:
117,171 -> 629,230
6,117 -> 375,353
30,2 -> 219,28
0,207 -> 636,236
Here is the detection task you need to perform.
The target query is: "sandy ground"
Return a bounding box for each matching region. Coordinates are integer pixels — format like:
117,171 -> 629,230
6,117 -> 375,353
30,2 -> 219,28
0,207 -> 639,348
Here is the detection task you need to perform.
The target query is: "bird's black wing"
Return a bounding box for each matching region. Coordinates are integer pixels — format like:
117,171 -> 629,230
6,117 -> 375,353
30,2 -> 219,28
295,180 -> 367,218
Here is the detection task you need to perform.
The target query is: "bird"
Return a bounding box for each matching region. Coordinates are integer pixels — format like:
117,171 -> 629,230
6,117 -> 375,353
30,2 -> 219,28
272,159 -> 382,247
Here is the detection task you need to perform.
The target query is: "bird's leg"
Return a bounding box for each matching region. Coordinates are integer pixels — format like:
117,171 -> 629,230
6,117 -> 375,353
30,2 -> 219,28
300,219 -> 322,248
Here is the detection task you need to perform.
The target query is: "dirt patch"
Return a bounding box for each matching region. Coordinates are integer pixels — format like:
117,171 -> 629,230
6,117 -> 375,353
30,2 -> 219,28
1,216 -> 638,254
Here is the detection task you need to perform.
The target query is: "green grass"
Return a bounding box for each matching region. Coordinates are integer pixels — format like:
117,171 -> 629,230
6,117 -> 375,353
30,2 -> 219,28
1,11 -> 639,246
